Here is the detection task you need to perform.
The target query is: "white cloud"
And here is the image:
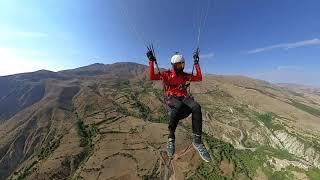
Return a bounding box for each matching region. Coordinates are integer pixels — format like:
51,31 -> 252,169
248,66 -> 320,87
0,47 -> 50,76
276,65 -> 301,71
0,30 -> 48,38
200,52 -> 215,59
248,38 -> 320,54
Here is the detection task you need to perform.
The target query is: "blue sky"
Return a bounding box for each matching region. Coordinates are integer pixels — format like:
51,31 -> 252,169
0,0 -> 319,86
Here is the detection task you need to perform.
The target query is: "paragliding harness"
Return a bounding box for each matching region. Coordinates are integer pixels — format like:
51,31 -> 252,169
147,44 -> 198,120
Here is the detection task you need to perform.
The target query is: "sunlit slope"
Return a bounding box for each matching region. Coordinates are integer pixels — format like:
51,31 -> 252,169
1,63 -> 320,180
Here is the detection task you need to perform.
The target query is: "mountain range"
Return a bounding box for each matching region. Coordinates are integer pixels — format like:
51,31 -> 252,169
1,62 -> 320,180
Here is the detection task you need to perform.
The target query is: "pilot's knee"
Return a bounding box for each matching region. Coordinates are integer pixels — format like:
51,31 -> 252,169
192,103 -> 201,112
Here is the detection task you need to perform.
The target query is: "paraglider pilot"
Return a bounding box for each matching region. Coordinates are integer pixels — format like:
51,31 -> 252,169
147,48 -> 211,162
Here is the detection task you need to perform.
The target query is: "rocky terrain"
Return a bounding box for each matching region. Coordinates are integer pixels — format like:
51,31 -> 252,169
0,62 -> 320,180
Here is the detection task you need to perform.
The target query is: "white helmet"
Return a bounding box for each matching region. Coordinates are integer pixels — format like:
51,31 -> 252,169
171,54 -> 185,64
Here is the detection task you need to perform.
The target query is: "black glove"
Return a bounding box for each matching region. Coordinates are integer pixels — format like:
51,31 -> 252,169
146,50 -> 156,62
193,51 -> 199,64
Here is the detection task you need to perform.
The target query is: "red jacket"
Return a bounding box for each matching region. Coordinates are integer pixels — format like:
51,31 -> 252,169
149,61 -> 202,97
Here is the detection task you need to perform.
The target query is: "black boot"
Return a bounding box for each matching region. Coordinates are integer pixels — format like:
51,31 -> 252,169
167,138 -> 175,157
192,134 -> 211,162
194,134 -> 202,144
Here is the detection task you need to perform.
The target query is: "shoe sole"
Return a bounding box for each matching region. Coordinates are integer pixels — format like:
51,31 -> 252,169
192,143 -> 211,162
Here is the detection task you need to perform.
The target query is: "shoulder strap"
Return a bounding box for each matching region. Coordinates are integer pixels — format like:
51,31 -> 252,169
162,70 -> 172,98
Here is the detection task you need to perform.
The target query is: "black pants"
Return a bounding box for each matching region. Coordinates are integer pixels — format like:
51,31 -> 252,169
165,96 -> 203,138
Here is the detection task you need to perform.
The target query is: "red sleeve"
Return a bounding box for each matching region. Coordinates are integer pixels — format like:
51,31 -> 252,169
149,61 -> 161,80
190,63 -> 202,81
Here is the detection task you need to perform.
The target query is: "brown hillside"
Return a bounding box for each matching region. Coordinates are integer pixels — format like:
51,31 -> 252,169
1,62 -> 320,180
